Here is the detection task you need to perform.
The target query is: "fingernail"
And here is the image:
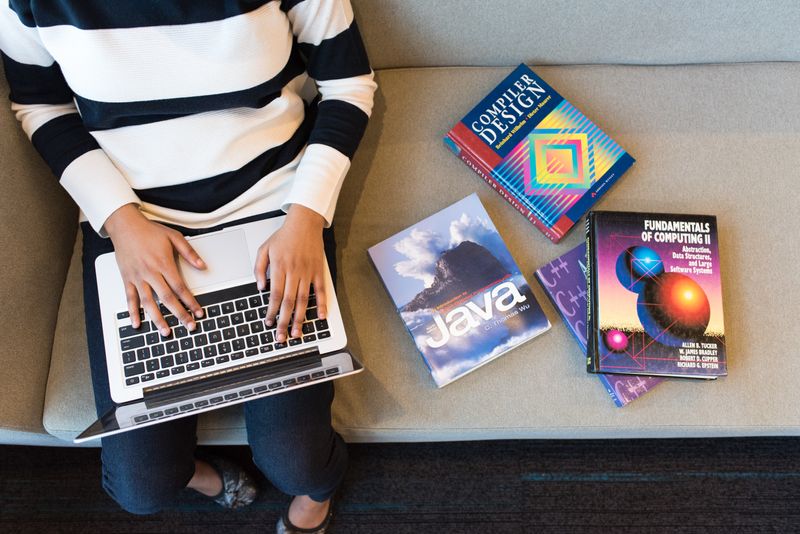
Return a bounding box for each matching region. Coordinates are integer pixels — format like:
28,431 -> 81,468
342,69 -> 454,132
265,319 -> 273,327
277,333 -> 285,342
194,309 -> 204,318
257,282 -> 264,291
161,328 -> 171,336
319,312 -> 326,319
196,259 -> 206,268
188,322 -> 196,331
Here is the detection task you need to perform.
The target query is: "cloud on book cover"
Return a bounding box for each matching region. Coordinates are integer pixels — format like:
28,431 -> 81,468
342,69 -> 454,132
393,211 -> 514,286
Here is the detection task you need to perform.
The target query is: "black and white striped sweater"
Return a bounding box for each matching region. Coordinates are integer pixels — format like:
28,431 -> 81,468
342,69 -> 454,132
0,0 -> 376,234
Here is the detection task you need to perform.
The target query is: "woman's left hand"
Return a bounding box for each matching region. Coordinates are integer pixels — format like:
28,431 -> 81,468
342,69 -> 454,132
254,204 -> 328,343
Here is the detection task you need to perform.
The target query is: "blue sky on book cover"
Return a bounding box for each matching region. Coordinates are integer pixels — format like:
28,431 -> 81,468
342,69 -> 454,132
369,194 -> 550,387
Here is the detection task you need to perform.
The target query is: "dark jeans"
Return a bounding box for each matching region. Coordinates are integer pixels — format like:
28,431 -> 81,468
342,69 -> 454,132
81,211 -> 346,515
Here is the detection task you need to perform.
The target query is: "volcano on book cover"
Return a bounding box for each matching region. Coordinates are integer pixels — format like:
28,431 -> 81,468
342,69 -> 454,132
586,211 -> 727,379
368,194 -> 551,387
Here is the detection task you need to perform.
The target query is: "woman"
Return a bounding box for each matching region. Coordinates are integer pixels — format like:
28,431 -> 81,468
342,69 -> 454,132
1,1 -> 376,531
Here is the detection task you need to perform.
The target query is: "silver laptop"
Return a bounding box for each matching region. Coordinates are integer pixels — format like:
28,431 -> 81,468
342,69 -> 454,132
75,214 -> 362,443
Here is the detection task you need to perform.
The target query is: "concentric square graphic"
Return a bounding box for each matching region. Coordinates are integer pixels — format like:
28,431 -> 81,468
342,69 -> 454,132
526,132 -> 591,195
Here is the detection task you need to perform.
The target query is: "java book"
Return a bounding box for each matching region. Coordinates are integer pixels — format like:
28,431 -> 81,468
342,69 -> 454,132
368,194 -> 551,388
586,211 -> 727,379
444,64 -> 635,243
535,244 -> 664,406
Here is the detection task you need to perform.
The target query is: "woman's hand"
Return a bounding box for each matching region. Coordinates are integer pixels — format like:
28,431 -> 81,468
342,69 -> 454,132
104,203 -> 206,336
254,204 -> 328,343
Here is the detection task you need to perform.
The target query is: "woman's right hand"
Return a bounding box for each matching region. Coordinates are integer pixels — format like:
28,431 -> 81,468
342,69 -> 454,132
103,203 -> 206,336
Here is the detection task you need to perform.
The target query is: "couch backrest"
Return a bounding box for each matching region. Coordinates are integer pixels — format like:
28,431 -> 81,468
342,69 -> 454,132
353,0 -> 800,68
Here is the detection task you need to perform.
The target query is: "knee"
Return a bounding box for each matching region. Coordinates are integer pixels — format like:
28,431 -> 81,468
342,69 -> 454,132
251,430 -> 347,496
101,453 -> 193,515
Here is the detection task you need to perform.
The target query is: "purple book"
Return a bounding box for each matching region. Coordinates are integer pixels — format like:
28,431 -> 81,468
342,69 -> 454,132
535,244 -> 664,406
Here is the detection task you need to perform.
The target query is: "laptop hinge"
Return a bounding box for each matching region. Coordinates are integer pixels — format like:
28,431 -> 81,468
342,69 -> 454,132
141,347 -> 322,406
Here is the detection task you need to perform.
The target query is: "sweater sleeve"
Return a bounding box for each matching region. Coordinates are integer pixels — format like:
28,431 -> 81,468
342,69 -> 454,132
0,4 -> 139,235
280,0 -> 377,225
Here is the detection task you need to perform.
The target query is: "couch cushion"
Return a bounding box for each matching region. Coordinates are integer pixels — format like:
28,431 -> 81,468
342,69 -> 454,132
44,63 -> 800,443
0,61 -> 78,441
353,0 -> 800,68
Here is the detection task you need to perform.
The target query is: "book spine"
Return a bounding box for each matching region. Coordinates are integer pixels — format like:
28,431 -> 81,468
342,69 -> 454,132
445,132 -> 562,243
585,213 -> 599,373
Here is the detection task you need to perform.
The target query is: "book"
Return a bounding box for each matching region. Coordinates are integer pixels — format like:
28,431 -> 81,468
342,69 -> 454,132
368,194 -> 551,387
535,244 -> 664,406
444,63 -> 635,243
585,211 -> 727,379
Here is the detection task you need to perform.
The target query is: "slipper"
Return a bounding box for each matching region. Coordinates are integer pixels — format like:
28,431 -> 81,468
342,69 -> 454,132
198,453 -> 258,510
276,496 -> 334,533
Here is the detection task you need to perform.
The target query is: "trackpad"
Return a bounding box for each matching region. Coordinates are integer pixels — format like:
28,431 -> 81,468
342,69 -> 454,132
178,229 -> 252,291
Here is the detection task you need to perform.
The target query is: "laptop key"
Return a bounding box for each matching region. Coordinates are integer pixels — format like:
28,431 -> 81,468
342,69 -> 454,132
122,351 -> 136,364
141,373 -> 155,382
289,338 -> 302,346
232,352 -> 245,360
165,408 -> 179,415
146,360 -> 159,372
260,344 -> 274,353
225,393 -> 238,400
275,341 -> 287,350
117,311 -> 130,319
258,306 -> 268,318
120,335 -> 145,351
149,411 -> 164,419
171,366 -> 185,375
201,359 -> 214,368
160,355 -> 175,368
151,344 -> 165,357
119,322 -> 150,338
315,319 -> 329,331
136,347 -> 150,361
245,309 -> 258,322
297,374 -> 311,383
232,339 -> 246,351
202,319 -> 216,331
166,340 -> 179,353
260,332 -> 273,344
325,368 -> 339,376
208,331 -> 222,343
254,385 -> 269,393
311,371 -> 325,379
222,327 -> 236,340
145,332 -> 160,345
235,299 -> 248,311
221,302 -> 234,314
236,324 -> 250,337
302,322 -> 315,335
186,362 -> 200,371
245,349 -> 259,357
133,415 -> 149,423
156,370 -> 170,378
217,315 -> 231,328
246,335 -> 259,348
165,315 -> 179,327
216,355 -> 230,364
207,305 -> 221,317
218,342 -> 231,354
318,331 -> 331,339
175,352 -> 189,365
180,338 -> 193,350
179,404 -> 193,412
174,326 -> 188,338
250,320 -> 264,333
303,334 -> 317,343
189,349 -> 203,361
231,312 -> 244,325
195,400 -> 209,407
194,334 -> 208,347
282,378 -> 297,386
306,307 -> 318,320
124,362 -> 144,377
268,383 -> 282,390
204,345 -> 217,358
210,396 -> 224,404
125,377 -> 139,386
249,296 -> 261,308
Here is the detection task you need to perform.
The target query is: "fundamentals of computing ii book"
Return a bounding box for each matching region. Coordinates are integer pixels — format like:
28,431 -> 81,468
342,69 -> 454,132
586,211 -> 727,379
535,243 -> 664,406
368,194 -> 551,387
445,64 -> 634,243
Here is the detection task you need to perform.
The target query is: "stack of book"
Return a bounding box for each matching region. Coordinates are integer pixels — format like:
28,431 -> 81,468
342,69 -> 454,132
369,64 -> 727,405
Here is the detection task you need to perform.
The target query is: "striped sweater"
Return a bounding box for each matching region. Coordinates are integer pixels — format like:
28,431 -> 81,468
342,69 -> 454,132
0,0 -> 376,234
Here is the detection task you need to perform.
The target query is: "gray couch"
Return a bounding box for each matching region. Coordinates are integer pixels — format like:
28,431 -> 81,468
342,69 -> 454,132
2,1 -> 799,446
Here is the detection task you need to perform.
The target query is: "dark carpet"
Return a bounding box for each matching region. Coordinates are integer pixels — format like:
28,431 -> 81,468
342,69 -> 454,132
1,438 -> 799,533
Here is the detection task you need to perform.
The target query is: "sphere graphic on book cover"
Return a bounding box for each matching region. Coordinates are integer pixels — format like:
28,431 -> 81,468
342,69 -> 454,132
615,247 -> 711,347
603,329 -> 629,353
616,246 -> 664,293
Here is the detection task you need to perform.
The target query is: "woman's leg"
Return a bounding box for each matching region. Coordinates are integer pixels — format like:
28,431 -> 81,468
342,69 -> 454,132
82,223 -> 200,514
245,381 -> 347,503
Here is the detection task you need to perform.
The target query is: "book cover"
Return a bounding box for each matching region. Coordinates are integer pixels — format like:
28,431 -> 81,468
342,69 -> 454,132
368,194 -> 551,387
586,211 -> 727,379
444,63 -> 635,243
535,244 -> 664,406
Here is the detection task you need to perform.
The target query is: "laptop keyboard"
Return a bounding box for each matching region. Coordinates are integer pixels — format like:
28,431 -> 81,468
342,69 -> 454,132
117,282 -> 331,386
